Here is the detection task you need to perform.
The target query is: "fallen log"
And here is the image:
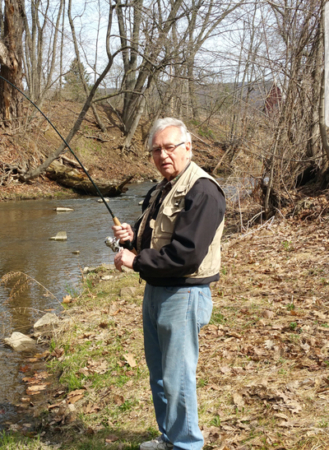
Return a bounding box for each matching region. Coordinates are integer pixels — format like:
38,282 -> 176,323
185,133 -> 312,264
46,160 -> 133,196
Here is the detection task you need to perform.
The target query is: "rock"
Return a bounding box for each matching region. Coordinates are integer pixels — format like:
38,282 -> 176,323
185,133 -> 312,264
120,287 -> 137,298
54,207 -> 74,212
50,231 -> 67,241
4,332 -> 36,352
101,275 -> 113,281
83,266 -> 98,274
83,264 -> 115,274
34,313 -> 59,331
97,198 -> 110,203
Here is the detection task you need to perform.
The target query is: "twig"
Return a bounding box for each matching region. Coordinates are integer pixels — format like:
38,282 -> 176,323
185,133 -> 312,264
1,271 -> 59,304
237,189 -> 245,233
274,207 -> 286,220
189,131 -> 212,147
247,210 -> 265,228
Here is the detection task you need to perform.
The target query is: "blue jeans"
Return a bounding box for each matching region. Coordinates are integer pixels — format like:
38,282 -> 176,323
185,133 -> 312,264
143,284 -> 213,450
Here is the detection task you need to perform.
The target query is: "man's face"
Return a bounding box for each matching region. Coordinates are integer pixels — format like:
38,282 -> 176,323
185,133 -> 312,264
151,126 -> 191,181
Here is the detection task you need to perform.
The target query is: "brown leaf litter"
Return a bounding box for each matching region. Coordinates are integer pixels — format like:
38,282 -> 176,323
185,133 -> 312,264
38,209 -> 329,450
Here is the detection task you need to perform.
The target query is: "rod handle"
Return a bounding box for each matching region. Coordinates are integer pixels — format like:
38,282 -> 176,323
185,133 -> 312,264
112,217 -> 137,255
113,216 -> 121,226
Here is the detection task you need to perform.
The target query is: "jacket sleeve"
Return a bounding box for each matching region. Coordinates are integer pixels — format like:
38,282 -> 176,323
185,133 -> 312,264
132,178 -> 225,278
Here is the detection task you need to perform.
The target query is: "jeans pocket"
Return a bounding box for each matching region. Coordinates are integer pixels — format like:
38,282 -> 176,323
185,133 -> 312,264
197,291 -> 213,333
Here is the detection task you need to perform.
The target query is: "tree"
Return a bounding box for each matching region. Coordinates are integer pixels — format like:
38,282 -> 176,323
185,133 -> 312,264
22,0 -> 65,104
22,0 -> 118,180
64,57 -> 90,102
0,0 -> 24,128
67,0 -> 106,130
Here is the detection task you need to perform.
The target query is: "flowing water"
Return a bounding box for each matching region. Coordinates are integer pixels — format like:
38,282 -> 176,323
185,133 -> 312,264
0,178 -> 237,426
0,182 -> 155,425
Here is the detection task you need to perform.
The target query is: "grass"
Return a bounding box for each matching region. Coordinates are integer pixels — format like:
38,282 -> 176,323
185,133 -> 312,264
209,309 -> 226,325
4,216 -> 329,449
42,268 -> 151,446
0,432 -> 50,450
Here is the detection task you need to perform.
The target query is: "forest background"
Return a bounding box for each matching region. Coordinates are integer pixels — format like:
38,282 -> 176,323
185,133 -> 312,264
0,0 -> 328,218
1,2 -> 329,450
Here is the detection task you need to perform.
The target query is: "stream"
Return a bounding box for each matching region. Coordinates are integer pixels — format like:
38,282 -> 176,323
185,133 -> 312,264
0,178 -> 236,427
0,182 -> 155,426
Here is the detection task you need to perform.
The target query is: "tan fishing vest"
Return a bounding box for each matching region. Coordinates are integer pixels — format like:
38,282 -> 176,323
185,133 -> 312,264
137,161 -> 225,279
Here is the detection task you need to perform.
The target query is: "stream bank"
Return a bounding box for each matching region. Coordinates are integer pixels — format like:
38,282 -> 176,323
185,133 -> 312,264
2,203 -> 329,450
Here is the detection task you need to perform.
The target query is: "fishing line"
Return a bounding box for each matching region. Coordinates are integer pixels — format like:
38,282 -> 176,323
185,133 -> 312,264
0,74 -> 118,219
0,75 -> 137,252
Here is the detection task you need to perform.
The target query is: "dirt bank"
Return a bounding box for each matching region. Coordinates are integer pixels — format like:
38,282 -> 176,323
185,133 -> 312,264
0,102 -> 227,202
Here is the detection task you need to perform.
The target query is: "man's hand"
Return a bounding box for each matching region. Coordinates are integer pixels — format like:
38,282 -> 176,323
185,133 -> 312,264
114,249 -> 136,272
112,223 -> 134,244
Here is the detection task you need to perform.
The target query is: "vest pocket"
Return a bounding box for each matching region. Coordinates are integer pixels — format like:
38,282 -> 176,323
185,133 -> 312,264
160,205 -> 183,233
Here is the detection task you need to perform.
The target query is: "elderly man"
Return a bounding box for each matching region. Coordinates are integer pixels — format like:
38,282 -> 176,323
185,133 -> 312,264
113,118 -> 225,450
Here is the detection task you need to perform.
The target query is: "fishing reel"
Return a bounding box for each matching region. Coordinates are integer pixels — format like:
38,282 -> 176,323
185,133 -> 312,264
104,236 -> 122,253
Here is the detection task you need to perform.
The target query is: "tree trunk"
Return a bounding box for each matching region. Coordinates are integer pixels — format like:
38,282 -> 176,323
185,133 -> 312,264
46,160 -> 133,196
68,0 -> 106,132
21,59 -> 113,180
319,70 -> 329,164
0,0 -> 24,127
307,23 -> 322,158
122,95 -> 147,150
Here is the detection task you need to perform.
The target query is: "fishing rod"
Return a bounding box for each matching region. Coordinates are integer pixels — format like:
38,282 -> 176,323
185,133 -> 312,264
0,75 -> 133,252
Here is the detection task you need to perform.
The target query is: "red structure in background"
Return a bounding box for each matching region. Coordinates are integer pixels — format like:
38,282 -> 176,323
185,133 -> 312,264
264,83 -> 282,115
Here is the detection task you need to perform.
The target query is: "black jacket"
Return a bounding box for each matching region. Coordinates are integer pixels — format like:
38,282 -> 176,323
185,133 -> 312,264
130,178 -> 226,286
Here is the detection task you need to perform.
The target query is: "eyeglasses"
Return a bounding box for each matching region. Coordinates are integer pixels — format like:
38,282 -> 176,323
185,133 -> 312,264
151,142 -> 185,156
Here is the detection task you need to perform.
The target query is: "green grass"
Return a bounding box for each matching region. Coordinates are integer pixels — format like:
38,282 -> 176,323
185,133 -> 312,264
209,309 -> 226,325
0,432 -> 49,450
209,415 -> 221,427
197,377 -> 208,388
282,240 -> 294,252
289,322 -> 297,331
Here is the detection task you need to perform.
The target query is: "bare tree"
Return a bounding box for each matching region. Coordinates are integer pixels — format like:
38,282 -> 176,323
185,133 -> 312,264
68,0 -> 106,131
0,0 -> 25,128
261,0 -> 324,214
22,0 -> 65,104
22,0 -> 118,180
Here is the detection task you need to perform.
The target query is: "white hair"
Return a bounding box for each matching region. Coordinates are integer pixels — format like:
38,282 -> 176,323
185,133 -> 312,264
148,117 -> 192,157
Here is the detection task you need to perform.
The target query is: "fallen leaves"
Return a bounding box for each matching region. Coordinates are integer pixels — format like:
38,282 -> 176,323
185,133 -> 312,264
27,211 -> 329,449
79,359 -> 108,376
67,389 -> 86,404
105,434 -> 119,443
51,347 -> 64,358
197,217 -> 329,448
123,353 -> 137,368
22,369 -> 51,395
62,294 -> 73,304
113,394 -> 125,405
84,403 -> 101,414
232,392 -> 245,410
26,384 -> 48,395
